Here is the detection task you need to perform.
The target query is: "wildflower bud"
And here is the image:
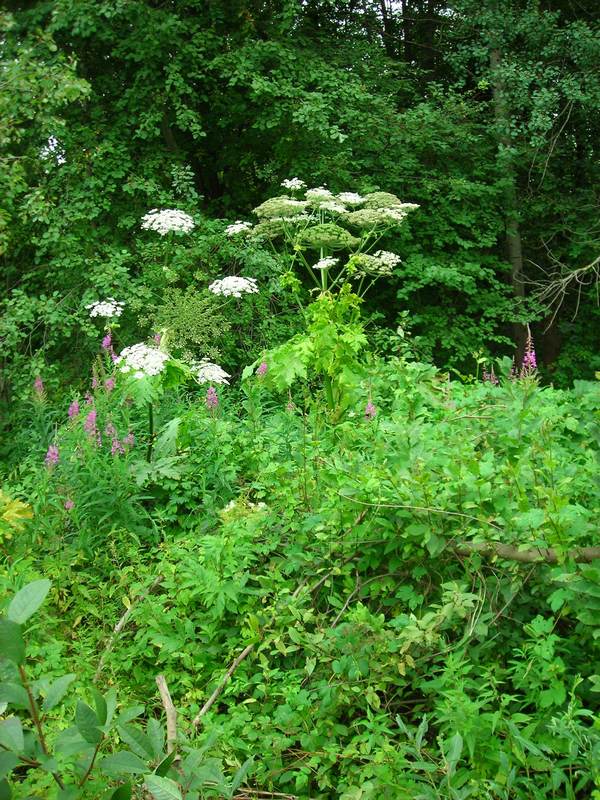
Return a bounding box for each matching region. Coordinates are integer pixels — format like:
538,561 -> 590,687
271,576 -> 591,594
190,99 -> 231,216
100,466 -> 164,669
521,325 -> 537,377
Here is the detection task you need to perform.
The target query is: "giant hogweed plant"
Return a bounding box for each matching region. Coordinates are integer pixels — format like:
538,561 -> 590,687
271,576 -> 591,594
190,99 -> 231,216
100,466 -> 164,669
0,579 -> 252,799
230,180 -> 419,413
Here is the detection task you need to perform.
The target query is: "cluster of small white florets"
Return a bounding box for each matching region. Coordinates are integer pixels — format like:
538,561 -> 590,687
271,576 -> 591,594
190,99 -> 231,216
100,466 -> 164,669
305,187 -> 335,204
191,359 -> 231,385
319,200 -> 347,214
337,192 -> 365,206
222,498 -> 267,514
225,220 -> 253,236
374,250 -> 402,270
314,257 -> 339,271
117,344 -> 169,379
86,298 -> 125,319
208,276 -> 259,297
141,208 -> 195,236
281,177 -> 307,191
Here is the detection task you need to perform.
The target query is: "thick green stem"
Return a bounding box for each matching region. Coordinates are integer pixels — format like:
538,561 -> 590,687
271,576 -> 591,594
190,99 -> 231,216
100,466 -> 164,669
147,401 -> 155,462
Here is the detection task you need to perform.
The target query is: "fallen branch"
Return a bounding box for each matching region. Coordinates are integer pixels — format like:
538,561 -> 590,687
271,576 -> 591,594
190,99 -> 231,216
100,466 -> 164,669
454,542 -> 600,564
156,674 -> 177,753
93,574 -> 163,683
192,644 -> 255,728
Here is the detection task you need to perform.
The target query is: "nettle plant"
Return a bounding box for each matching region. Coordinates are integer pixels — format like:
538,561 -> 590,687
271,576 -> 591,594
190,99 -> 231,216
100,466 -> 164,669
0,580 -> 252,799
229,180 -> 419,412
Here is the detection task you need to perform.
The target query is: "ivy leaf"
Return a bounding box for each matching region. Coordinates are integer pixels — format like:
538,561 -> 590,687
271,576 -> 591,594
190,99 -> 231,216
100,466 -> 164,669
8,580 -> 51,624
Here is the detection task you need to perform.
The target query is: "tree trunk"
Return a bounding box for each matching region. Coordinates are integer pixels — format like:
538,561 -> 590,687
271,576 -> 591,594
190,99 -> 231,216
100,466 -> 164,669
490,48 -> 527,359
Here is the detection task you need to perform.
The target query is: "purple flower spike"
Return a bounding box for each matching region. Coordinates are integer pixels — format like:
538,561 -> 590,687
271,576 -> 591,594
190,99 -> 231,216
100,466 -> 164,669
365,400 -> 377,420
521,326 -> 537,376
122,432 -> 135,449
45,444 -> 59,467
34,375 -> 44,395
102,332 -> 112,350
84,409 -> 97,436
64,499 -> 74,511
256,361 -> 268,377
68,399 -> 80,418
111,437 -> 125,456
105,377 -> 115,392
205,386 -> 219,410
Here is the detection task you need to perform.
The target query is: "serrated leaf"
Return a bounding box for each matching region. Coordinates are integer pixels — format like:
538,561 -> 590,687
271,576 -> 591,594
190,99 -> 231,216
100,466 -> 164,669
8,580 -> 51,624
0,621 -> 25,665
43,674 -> 76,712
100,750 -> 149,776
0,718 -> 24,752
144,775 -> 182,800
75,701 -> 102,744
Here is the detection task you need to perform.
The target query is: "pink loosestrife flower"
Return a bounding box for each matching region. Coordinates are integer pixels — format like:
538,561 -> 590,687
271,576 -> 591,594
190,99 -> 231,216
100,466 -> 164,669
365,400 -> 377,420
68,400 -> 80,418
122,432 -> 135,449
64,499 -> 74,511
521,326 -> 537,376
111,438 -> 125,456
205,386 -> 219,410
101,333 -> 112,350
84,409 -> 97,436
34,376 -> 45,396
45,444 -> 59,467
256,361 -> 268,377
105,377 -> 115,392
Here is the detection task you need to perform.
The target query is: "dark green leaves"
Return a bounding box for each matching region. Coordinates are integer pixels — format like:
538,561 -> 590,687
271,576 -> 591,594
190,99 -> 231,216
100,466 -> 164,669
43,675 -> 76,712
0,622 -> 25,665
0,718 -> 24,752
75,701 -> 102,744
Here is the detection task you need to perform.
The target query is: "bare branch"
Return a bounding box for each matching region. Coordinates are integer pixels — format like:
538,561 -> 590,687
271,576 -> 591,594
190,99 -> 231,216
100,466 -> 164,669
156,674 -> 177,753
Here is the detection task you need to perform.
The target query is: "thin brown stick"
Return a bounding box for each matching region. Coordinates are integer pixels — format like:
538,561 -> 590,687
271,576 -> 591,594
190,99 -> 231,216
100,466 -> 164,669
155,674 -> 177,753
19,665 -> 65,790
192,644 -> 255,728
93,575 -> 163,683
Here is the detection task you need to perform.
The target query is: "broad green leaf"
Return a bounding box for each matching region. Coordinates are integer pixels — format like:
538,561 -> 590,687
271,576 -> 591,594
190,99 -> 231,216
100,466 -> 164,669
0,621 -> 25,665
230,758 -> 253,793
0,778 -> 11,800
0,718 -> 24,752
445,732 -> 463,776
75,701 -> 102,744
0,752 -> 18,779
0,683 -> 29,709
146,718 -> 164,758
43,674 -> 76,712
144,775 -> 182,800
100,750 -> 149,777
154,751 -> 176,777
108,784 -> 132,800
117,724 -> 155,760
91,688 -> 108,726
8,580 -> 51,624
115,705 -> 145,726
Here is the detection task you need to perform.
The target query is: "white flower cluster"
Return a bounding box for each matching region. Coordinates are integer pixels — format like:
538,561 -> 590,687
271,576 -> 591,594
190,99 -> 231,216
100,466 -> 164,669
192,359 -> 231,385
314,257 -> 339,270
222,499 -> 267,514
337,192 -> 364,205
86,298 -> 124,319
141,208 -> 195,236
305,187 -> 335,203
319,200 -> 347,214
117,343 -> 169,379
374,250 -> 402,270
281,177 -> 306,191
208,276 -> 259,297
225,220 -> 253,236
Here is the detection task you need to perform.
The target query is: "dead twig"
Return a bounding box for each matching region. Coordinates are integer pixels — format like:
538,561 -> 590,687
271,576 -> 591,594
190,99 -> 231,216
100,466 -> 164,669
93,574 -> 163,683
155,674 -> 177,753
192,644 -> 255,728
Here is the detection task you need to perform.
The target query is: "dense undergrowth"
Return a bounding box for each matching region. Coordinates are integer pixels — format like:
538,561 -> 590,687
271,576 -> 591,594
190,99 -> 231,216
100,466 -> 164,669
1,188 -> 599,799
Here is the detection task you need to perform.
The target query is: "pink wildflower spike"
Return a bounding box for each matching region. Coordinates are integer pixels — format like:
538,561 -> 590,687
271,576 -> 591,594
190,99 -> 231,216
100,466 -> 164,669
83,409 -> 97,436
68,399 -> 80,418
105,377 -> 115,392
105,422 -> 117,437
34,375 -> 45,395
64,499 -> 74,511
365,399 -> 377,420
489,365 -> 499,385
153,333 -> 162,345
122,432 -> 135,449
205,386 -> 219,410
256,361 -> 268,377
84,392 -> 94,405
521,325 -> 537,376
101,332 -> 112,350
111,437 -> 125,456
45,444 -> 59,467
